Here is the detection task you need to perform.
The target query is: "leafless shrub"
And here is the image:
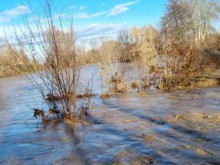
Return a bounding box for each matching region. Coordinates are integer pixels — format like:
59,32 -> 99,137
76,93 -> 95,99
0,44 -> 33,77
131,81 -> 139,89
100,92 -> 110,99
8,0 -> 93,122
141,79 -> 151,89
108,72 -> 128,93
33,109 -> 49,122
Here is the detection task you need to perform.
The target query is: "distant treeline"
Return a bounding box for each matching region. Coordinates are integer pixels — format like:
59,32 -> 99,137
1,0 -> 220,80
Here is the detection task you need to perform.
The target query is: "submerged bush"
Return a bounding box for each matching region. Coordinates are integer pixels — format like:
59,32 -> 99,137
108,72 -> 129,93
159,76 -> 220,91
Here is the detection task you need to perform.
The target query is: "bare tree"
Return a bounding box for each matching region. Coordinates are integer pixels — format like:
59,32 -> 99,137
0,44 -> 31,77
162,0 -> 220,46
118,29 -> 133,62
130,26 -> 159,74
9,0 -> 85,121
187,0 -> 220,45
161,0 -> 192,44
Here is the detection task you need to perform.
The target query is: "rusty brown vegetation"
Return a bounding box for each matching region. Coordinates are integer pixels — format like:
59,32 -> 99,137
108,72 -> 129,93
100,92 -> 111,99
0,44 -> 35,77
2,0 -> 220,123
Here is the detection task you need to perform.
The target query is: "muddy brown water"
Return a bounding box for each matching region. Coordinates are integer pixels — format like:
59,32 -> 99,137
0,64 -> 220,165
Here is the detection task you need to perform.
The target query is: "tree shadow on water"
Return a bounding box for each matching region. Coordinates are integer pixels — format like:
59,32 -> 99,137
98,100 -> 220,164
54,100 -> 220,164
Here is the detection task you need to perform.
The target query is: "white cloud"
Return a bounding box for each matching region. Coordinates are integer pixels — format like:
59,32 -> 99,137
70,1 -> 137,19
74,11 -> 107,19
75,23 -> 128,50
0,5 -> 31,23
75,23 -> 127,39
79,6 -> 87,11
108,1 -> 136,16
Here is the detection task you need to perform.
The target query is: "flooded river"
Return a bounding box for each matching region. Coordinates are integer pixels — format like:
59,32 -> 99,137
0,65 -> 220,164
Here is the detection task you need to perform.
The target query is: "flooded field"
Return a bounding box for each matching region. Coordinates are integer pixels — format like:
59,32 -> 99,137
0,65 -> 220,165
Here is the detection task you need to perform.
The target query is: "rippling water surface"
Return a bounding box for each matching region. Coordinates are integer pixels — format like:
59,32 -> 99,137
0,64 -> 220,165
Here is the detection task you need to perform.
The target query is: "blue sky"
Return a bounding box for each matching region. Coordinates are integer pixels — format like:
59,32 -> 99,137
0,0 -> 168,42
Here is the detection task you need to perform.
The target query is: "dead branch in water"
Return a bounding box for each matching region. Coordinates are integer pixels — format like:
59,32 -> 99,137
33,109 -> 50,122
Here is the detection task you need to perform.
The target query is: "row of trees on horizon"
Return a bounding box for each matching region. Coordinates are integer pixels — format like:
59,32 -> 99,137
0,0 -> 220,78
